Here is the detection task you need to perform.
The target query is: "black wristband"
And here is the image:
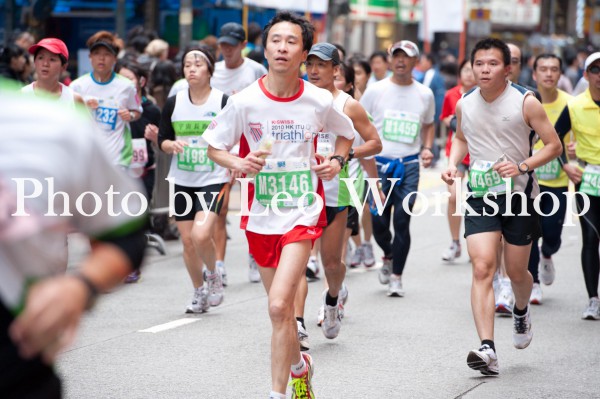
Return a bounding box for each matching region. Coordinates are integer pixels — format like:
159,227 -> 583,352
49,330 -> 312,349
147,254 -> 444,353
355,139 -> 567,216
72,272 -> 99,310
347,148 -> 355,161
330,155 -> 346,169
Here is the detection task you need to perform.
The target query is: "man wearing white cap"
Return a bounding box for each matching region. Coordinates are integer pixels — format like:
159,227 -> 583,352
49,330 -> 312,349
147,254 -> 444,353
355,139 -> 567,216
554,51 -> 600,320
360,40 -> 435,297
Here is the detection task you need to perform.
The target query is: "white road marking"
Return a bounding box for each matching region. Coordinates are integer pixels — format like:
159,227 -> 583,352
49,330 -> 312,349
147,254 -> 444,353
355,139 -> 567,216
138,318 -> 200,333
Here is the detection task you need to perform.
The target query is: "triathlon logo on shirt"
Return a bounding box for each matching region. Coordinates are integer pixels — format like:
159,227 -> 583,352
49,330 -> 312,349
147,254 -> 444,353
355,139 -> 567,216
270,120 -> 316,143
249,122 -> 263,143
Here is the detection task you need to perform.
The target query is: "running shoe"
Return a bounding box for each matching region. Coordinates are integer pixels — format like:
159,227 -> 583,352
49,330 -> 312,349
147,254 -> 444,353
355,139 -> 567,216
124,270 -> 141,284
216,262 -> 228,287
321,293 -> 342,339
492,271 -> 501,303
467,344 -> 499,376
316,305 -> 324,327
248,254 -> 261,283
387,274 -> 405,297
206,271 -> 224,306
582,297 -> 600,320
297,320 -> 310,351
529,283 -> 543,305
539,256 -> 555,286
338,283 -> 349,318
350,245 -> 364,268
362,242 -> 376,268
289,353 -> 314,399
513,308 -> 533,349
306,256 -> 319,281
185,287 -> 209,314
495,280 -> 514,316
442,242 -> 461,262
378,257 -> 392,285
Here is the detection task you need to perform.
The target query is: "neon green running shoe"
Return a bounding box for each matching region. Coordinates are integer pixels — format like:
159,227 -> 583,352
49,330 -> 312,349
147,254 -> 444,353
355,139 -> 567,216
289,353 -> 315,399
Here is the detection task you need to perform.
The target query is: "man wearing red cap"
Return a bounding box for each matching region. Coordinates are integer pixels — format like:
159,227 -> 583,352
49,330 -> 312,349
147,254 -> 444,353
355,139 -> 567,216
22,38 -> 81,105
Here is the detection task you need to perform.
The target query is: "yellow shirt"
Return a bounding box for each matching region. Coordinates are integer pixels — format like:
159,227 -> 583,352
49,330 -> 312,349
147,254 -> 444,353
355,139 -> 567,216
533,89 -> 572,188
568,89 -> 600,165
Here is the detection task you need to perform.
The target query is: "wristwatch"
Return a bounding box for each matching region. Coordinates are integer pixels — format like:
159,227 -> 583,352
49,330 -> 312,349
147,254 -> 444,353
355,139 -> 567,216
73,272 -> 99,310
347,148 -> 355,161
517,161 -> 530,174
329,155 -> 346,169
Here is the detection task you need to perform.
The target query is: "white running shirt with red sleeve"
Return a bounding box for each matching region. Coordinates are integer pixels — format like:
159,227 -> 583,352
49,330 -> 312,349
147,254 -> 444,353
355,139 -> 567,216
203,77 -> 355,235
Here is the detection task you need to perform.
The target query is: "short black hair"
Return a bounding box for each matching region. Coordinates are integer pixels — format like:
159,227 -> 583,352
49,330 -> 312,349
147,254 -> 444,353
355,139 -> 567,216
262,11 -> 315,53
470,38 -> 510,67
334,43 -> 346,60
533,53 -> 563,72
115,59 -> 149,96
369,50 -> 388,63
338,61 -> 355,97
180,46 -> 216,77
349,56 -> 371,75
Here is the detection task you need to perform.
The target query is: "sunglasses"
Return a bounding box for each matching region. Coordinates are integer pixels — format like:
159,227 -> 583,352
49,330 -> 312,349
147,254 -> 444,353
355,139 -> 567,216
588,65 -> 600,75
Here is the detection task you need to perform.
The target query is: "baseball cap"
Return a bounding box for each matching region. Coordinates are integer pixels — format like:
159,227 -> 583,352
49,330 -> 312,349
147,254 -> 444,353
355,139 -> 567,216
28,38 -> 69,61
218,23 -> 246,46
584,52 -> 600,71
89,40 -> 118,55
389,40 -> 420,58
307,43 -> 341,65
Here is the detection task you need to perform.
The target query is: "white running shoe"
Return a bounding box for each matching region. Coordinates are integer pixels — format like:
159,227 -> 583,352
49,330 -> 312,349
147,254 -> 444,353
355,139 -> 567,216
362,242 -> 376,268
216,261 -> 228,287
387,274 -> 404,297
539,256 -> 556,285
378,257 -> 392,285
442,242 -> 461,262
530,283 -> 543,305
582,297 -> 600,320
321,292 -> 342,339
495,280 -> 514,316
338,283 -> 349,319
297,320 -> 310,351
206,271 -> 224,306
467,344 -> 499,375
185,287 -> 209,314
306,256 -> 319,281
513,308 -> 533,349
316,304 -> 324,327
350,245 -> 364,268
248,254 -> 261,283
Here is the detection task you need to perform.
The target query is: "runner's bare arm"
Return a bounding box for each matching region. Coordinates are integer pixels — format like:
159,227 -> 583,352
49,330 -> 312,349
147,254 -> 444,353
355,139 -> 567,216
442,102 -> 468,185
207,145 -> 270,175
420,122 -> 434,168
344,98 -> 382,159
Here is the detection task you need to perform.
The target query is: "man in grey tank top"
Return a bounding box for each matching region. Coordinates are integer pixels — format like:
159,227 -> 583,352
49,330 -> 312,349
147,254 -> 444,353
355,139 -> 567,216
441,38 -> 562,376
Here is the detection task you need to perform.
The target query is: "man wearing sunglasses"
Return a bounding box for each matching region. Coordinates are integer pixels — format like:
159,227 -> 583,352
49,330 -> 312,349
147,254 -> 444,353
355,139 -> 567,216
554,52 -> 600,321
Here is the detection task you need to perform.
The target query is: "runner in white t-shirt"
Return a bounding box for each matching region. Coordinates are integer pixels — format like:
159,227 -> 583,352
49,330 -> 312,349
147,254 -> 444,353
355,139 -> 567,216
0,86 -> 146,398
293,43 -> 381,350
158,48 -> 227,313
22,38 -> 81,107
71,31 -> 142,168
204,12 -> 354,399
360,40 -> 436,297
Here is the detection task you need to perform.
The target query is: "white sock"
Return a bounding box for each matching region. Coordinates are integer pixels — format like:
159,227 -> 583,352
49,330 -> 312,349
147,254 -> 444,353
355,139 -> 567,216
269,391 -> 285,399
291,356 -> 307,376
216,260 -> 224,268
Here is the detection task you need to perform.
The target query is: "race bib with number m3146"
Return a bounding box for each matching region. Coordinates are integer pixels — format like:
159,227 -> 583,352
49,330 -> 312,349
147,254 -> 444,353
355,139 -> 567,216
255,158 -> 314,208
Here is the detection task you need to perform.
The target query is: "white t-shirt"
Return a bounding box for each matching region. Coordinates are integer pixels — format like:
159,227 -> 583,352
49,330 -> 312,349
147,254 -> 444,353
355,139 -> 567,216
21,82 -> 75,107
203,77 -> 355,235
71,72 -> 142,167
0,90 -> 145,310
166,89 -> 229,187
168,58 -> 268,97
360,78 -> 435,159
211,58 -> 267,96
